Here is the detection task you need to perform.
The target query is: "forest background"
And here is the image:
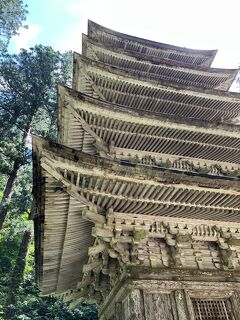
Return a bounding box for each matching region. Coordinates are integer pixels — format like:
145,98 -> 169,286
0,1 -> 98,319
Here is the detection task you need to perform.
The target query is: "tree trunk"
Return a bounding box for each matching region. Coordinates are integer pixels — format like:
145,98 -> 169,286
0,159 -> 21,230
0,117 -> 33,231
5,230 -> 32,319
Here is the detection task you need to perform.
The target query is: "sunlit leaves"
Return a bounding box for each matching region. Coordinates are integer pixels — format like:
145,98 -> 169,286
0,0 -> 28,51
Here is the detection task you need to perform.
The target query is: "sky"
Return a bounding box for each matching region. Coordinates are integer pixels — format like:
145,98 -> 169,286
10,0 -> 240,69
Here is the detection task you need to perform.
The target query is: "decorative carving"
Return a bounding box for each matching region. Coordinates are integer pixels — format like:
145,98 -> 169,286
75,210 -> 240,302
124,153 -> 240,177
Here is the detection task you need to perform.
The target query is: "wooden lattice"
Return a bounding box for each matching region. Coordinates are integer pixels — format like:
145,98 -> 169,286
192,299 -> 232,320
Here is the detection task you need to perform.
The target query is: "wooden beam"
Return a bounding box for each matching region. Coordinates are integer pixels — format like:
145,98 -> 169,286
88,243 -> 108,256
92,226 -> 113,239
40,156 -> 94,208
83,260 -> 102,273
65,102 -> 110,155
82,209 -> 106,224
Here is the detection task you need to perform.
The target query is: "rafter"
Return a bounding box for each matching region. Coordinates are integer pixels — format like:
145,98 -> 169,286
40,156 -> 92,208
82,34 -> 237,91
73,54 -> 240,123
65,102 -> 111,156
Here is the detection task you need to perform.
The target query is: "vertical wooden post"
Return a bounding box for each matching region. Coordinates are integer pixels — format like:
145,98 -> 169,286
230,292 -> 240,320
128,289 -> 145,320
115,302 -> 123,320
175,290 -> 190,320
184,291 -> 196,320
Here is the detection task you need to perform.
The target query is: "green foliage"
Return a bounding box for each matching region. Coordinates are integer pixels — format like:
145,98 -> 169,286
0,221 -> 97,319
0,45 -> 98,319
0,45 -> 72,137
0,46 -> 73,219
5,294 -> 98,320
0,0 -> 28,52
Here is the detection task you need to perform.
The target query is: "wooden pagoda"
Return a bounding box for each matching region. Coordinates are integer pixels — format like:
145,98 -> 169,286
33,20 -> 240,319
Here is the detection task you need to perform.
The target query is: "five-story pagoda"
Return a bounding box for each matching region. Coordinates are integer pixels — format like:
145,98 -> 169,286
33,21 -> 240,319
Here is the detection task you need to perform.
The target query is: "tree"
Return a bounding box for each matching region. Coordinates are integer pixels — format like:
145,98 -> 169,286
0,46 -> 72,230
5,229 -> 32,319
0,0 -> 28,50
0,45 -> 98,319
0,0 -> 28,51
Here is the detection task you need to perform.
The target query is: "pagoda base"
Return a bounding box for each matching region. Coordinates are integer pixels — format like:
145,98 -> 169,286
99,268 -> 240,320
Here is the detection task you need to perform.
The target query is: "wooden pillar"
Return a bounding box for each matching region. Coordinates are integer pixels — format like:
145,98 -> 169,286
230,292 -> 240,320
128,289 -> 145,320
174,290 -> 189,320
115,302 -> 124,320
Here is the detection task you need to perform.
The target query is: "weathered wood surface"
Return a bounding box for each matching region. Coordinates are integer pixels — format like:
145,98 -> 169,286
128,289 -> 145,320
175,290 -> 189,320
82,34 -> 237,91
33,136 -> 240,302
230,291 -> 240,320
115,302 -> 123,320
39,146 -> 240,224
185,291 -> 197,320
144,291 -> 176,320
34,19 -> 240,313
87,20 -> 217,68
73,54 -> 240,124
100,285 -> 240,320
59,85 -> 240,175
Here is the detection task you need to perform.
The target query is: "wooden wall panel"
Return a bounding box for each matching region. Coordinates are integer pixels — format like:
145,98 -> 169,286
143,292 -> 176,320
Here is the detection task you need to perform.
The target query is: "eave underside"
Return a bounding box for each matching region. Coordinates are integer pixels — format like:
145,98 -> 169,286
73,54 -> 240,124
82,35 -> 237,91
88,20 -> 217,68
58,86 -> 240,174
40,157 -> 240,222
33,136 -> 240,303
33,141 -> 94,295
